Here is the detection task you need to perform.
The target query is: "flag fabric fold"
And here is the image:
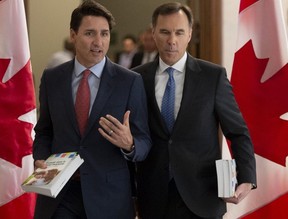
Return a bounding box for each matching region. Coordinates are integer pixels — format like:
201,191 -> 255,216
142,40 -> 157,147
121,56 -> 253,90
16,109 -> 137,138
225,0 -> 288,218
0,0 -> 36,218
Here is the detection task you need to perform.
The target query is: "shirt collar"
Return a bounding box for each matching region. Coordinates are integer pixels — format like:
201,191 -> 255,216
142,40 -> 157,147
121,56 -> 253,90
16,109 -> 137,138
74,57 -> 106,78
159,52 -> 187,74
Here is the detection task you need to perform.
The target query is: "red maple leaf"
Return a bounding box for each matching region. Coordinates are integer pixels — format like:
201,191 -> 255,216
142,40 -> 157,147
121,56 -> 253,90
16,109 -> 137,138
239,0 -> 260,13
231,40 -> 288,166
0,58 -> 36,168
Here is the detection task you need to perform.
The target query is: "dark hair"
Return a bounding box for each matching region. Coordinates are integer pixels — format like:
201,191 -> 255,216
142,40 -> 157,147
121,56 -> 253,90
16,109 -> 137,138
122,34 -> 137,44
70,1 -> 116,32
64,37 -> 74,53
152,2 -> 193,28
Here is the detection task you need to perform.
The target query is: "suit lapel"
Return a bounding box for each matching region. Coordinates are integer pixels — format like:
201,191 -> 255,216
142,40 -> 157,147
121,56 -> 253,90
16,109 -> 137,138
60,59 -> 118,138
173,55 -> 202,132
142,61 -> 171,135
61,61 -> 81,135
85,59 -> 116,135
143,63 -> 159,112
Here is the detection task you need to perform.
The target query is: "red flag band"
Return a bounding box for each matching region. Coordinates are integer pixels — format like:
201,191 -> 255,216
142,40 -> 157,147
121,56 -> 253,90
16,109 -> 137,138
0,0 -> 36,218
226,0 -> 288,218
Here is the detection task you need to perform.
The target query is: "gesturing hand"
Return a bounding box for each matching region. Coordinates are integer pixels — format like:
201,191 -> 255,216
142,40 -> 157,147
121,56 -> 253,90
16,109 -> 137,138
98,110 -> 134,151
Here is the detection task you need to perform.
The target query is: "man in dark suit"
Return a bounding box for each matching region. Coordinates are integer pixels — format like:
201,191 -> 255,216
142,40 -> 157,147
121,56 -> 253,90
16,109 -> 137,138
133,2 -> 256,219
130,27 -> 158,68
33,1 -> 151,219
114,34 -> 138,69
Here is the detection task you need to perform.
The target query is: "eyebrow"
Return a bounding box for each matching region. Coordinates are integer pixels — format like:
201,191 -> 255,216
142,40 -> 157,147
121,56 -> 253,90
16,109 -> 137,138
84,29 -> 110,33
159,28 -> 186,32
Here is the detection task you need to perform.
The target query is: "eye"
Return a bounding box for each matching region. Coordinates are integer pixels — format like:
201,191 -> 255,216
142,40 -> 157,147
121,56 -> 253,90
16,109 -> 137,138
85,31 -> 93,36
101,31 -> 110,37
160,30 -> 170,35
176,30 -> 185,36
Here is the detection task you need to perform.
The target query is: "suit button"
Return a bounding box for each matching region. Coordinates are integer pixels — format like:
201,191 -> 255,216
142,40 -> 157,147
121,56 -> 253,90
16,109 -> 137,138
168,139 -> 173,145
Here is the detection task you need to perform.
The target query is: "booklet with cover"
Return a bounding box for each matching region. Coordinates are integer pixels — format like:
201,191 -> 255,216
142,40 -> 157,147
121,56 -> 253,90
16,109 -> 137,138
215,159 -> 237,198
21,152 -> 84,198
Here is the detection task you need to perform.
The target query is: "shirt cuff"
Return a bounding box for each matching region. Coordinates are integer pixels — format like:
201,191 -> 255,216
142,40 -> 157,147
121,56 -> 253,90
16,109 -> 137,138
121,145 -> 135,160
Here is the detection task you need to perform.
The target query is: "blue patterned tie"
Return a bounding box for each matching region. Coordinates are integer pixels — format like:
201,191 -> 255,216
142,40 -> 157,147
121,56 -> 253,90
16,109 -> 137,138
161,67 -> 175,133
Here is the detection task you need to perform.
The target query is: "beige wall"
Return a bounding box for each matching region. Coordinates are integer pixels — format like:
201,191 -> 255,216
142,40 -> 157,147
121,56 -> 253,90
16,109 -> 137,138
28,0 -> 81,105
28,0 -> 185,107
95,0 -> 186,58
28,0 -> 288,107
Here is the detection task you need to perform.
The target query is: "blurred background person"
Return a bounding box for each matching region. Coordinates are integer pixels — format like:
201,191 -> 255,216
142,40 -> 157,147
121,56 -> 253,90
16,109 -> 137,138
46,37 -> 75,69
131,26 -> 158,68
115,34 -> 138,69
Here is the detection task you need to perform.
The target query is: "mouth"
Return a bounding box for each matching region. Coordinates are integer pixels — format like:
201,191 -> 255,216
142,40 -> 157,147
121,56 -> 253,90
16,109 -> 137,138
165,50 -> 177,55
90,48 -> 102,54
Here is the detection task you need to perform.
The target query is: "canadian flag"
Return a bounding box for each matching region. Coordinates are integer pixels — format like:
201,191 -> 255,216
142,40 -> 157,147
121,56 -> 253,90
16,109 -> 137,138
0,0 -> 36,218
225,0 -> 288,218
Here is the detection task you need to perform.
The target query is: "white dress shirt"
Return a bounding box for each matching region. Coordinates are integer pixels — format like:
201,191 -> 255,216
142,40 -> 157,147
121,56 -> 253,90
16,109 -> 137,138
155,52 -> 187,120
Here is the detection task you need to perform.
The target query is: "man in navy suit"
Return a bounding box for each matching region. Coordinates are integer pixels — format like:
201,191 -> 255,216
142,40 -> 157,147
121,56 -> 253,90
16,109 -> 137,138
133,2 -> 256,219
33,1 -> 151,218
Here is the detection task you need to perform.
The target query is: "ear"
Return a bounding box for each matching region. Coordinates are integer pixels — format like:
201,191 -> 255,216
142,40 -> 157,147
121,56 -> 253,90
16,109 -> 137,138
188,28 -> 192,43
70,29 -> 76,42
152,28 -> 156,40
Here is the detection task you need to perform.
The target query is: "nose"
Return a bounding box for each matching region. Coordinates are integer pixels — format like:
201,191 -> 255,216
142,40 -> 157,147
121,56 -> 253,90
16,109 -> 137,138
92,34 -> 101,45
167,33 -> 176,45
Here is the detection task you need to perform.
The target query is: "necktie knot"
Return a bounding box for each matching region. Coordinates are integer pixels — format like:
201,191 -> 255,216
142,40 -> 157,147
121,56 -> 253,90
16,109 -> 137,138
165,67 -> 175,87
166,67 -> 174,77
83,69 -> 91,79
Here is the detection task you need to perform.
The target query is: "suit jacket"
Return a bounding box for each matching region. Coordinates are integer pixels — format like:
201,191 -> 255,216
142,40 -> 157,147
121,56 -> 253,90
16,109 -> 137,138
130,51 -> 144,68
33,58 -> 151,219
133,55 -> 256,218
130,51 -> 158,69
